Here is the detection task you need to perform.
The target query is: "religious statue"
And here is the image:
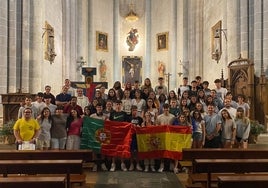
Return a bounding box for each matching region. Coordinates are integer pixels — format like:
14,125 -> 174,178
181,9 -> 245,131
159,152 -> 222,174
98,59 -> 107,82
158,61 -> 166,78
42,21 -> 57,63
126,28 -> 139,51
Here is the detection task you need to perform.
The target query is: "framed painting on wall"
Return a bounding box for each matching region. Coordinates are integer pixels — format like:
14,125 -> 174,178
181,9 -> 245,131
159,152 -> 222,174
211,20 -> 222,62
122,56 -> 142,86
96,31 -> 108,51
157,32 -> 169,51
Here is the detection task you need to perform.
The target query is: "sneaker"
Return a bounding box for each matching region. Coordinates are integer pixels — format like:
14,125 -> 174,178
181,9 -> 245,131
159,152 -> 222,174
121,162 -> 127,171
182,167 -> 189,173
158,163 -> 164,173
92,164 -> 97,172
173,167 -> 179,174
144,166 -> 149,172
110,163 -> 116,172
151,166 -> 156,172
101,163 -> 108,171
136,163 -> 143,171
129,163 -> 134,171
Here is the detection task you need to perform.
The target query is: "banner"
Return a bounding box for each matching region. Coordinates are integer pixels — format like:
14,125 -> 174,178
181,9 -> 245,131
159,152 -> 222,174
136,125 -> 192,160
80,117 -> 133,158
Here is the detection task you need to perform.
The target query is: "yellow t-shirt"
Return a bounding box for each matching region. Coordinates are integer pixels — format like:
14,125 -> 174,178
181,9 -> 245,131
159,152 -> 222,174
13,118 -> 40,141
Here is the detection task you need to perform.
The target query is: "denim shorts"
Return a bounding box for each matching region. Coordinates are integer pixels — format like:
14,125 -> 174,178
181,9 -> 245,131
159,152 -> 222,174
192,132 -> 203,141
50,137 -> 67,150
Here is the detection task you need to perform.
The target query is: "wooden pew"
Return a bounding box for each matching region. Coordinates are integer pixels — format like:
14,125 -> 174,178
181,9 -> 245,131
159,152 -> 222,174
0,149 -> 93,161
217,175 -> 268,188
0,150 -> 92,185
182,148 -> 268,161
193,159 -> 268,188
182,148 -> 268,187
0,176 -> 66,188
0,159 -> 83,188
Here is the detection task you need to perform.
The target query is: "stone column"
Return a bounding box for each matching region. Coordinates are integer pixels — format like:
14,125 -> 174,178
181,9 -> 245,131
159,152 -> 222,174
226,0 -> 240,63
145,0 -> 152,79
113,0 -> 120,81
182,0 -> 189,77
253,0 -> 262,76
262,0 -> 268,76
28,0 -> 43,92
240,0 -> 249,58
170,0 -> 177,91
77,0 -> 88,81
88,0 -> 94,67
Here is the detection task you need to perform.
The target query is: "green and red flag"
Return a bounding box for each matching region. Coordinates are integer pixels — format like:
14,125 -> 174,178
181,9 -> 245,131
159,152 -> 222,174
80,117 -> 133,158
136,125 -> 192,160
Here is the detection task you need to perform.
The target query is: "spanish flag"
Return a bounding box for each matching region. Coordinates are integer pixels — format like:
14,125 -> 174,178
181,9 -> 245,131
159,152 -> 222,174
136,125 -> 192,160
80,117 -> 133,158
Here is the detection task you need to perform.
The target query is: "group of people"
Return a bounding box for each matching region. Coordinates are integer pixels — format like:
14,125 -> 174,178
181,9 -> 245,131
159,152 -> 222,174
13,76 -> 251,173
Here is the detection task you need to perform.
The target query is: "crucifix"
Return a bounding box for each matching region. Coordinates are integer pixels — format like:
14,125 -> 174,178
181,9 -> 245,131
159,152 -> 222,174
164,73 -> 172,92
71,67 -> 108,102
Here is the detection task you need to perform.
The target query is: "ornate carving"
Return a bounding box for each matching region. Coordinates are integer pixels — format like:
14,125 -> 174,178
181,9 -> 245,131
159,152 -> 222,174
126,28 -> 139,51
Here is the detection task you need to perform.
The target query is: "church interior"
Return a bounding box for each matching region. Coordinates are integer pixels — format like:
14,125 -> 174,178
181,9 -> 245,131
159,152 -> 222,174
0,0 -> 268,187
0,0 -> 267,128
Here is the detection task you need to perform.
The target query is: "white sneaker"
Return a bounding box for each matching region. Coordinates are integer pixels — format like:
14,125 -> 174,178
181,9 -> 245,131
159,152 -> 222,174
158,163 -> 164,173
101,163 -> 108,171
110,163 -> 116,172
173,167 -> 179,174
151,166 -> 156,172
182,167 -> 189,173
144,166 -> 149,172
121,162 -> 127,171
129,163 -> 134,171
136,163 -> 143,171
92,164 -> 97,172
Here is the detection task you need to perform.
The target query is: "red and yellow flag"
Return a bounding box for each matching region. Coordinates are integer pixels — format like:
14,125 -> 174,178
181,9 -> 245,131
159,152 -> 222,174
136,125 -> 192,160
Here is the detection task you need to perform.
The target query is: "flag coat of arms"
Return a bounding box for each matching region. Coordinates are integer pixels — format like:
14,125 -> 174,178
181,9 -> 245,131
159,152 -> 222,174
136,125 -> 192,160
80,117 -> 133,158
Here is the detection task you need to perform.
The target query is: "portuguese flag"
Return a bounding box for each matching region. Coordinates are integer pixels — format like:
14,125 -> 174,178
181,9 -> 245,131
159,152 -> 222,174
80,117 -> 133,158
136,125 -> 192,160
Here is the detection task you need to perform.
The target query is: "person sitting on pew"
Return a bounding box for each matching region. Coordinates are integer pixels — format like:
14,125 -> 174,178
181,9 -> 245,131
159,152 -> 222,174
13,107 -> 41,149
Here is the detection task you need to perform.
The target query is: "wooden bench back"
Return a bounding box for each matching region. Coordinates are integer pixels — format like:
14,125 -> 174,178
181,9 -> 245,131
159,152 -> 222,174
218,175 -> 268,188
182,148 -> 268,161
0,177 -> 66,188
193,159 -> 268,173
0,150 -> 93,161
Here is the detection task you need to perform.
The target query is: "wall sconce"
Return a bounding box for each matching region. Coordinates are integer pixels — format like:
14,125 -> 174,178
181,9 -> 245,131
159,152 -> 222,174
76,56 -> 86,71
125,1 -> 139,22
178,72 -> 183,77
211,21 -> 227,63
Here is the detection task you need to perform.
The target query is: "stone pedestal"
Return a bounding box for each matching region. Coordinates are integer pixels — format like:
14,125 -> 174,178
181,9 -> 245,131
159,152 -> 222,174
1,93 -> 35,123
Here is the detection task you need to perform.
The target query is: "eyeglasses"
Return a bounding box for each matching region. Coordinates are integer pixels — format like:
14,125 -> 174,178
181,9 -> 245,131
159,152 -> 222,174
24,111 -> 32,114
